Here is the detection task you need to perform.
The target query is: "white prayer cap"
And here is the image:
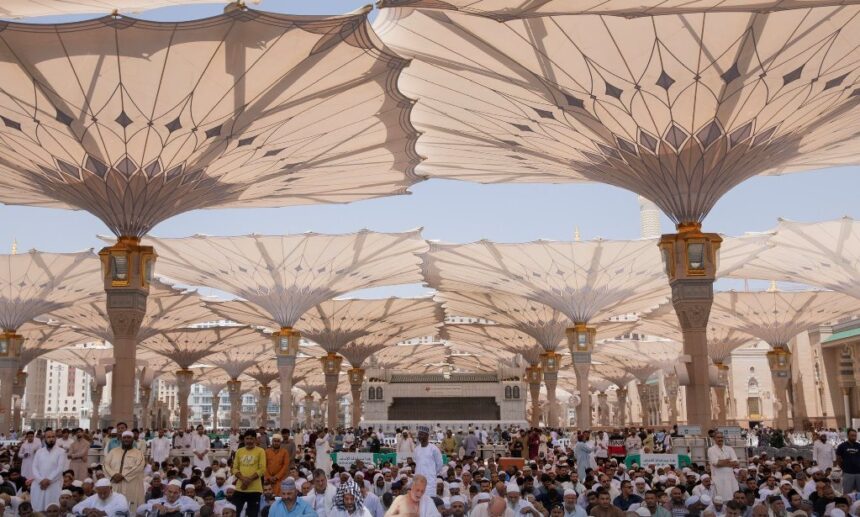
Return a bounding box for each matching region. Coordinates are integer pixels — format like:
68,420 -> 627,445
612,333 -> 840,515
564,489 -> 577,497
60,490 -> 73,496
95,478 -> 112,488
450,496 -> 466,505
700,495 -> 712,506
507,483 -> 521,494
216,471 -> 227,479
72,480 -> 83,488
831,510 -> 846,517
700,474 -> 710,480
169,479 -> 183,488
714,497 -> 724,505
634,477 -> 646,484
223,502 -> 238,512
685,496 -> 700,508
635,507 -> 651,517
122,431 -> 134,438
83,478 -> 93,484
476,493 -> 492,503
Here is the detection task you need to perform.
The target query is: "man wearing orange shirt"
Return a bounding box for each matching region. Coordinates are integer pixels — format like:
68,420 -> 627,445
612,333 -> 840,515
265,434 -> 291,496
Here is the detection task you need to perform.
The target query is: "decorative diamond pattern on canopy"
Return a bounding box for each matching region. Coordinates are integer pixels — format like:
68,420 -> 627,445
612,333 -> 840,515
375,3 -> 860,223
0,8 -> 421,237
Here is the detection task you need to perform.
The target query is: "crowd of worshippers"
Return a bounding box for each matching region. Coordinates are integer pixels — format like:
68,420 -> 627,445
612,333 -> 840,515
0,423 -> 857,517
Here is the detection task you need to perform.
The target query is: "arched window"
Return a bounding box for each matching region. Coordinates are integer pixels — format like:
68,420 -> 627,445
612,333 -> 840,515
368,387 -> 375,400
748,377 -> 759,394
513,386 -> 521,399
505,386 -> 512,399
375,387 -> 383,400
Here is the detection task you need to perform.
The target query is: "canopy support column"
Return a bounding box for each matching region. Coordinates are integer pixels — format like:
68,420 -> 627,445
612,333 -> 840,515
139,386 -> 152,431
257,385 -> 271,428
304,394 -> 314,429
597,391 -> 609,426
526,366 -> 542,428
348,369 -> 365,428
90,381 -> 104,432
540,352 -> 560,428
660,223 -> 722,432
175,369 -> 194,431
665,373 -> 679,426
211,393 -> 220,431
273,328 -> 300,430
0,333 -> 22,434
11,370 -> 26,434
768,347 -> 792,429
227,380 -> 242,430
616,387 -> 627,427
100,237 -> 155,427
321,353 -> 343,430
568,324 -> 596,429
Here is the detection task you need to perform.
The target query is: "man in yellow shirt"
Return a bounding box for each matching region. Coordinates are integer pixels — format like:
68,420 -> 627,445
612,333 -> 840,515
232,430 -> 267,517
441,430 -> 458,457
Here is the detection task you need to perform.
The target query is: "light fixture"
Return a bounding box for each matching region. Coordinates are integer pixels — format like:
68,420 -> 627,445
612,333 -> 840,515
273,327 -> 300,356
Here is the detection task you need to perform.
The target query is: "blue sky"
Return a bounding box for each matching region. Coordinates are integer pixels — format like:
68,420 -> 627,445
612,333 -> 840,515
2,1 -> 858,297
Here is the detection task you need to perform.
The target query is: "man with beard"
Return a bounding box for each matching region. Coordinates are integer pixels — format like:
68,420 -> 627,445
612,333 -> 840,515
31,430 -> 67,511
266,434 -> 291,496
73,477 -> 129,516
68,428 -> 91,480
136,479 -> 200,515
267,477 -> 316,517
150,429 -> 171,467
56,429 -> 74,469
103,430 -> 146,512
18,430 -> 41,479
449,495 -> 467,517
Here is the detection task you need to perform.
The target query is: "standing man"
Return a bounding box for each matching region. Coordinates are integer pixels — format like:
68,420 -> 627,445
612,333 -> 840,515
815,433 -> 836,470
304,468 -> 337,517
191,424 -> 211,472
707,432 -> 740,502
30,430 -> 66,511
232,429 -> 267,517
837,428 -> 860,494
413,425 -> 444,498
105,423 -> 127,453
18,430 -> 41,480
574,431 -> 595,480
68,428 -> 91,480
56,429 -> 74,469
265,433 -> 290,496
149,428 -> 171,467
103,430 -> 146,512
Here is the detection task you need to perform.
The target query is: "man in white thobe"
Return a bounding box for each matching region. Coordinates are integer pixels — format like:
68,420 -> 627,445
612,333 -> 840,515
56,429 -> 74,469
30,430 -> 66,511
573,431 -> 596,480
18,430 -> 41,480
72,478 -> 129,516
413,425 -> 444,497
191,424 -> 211,471
150,429 -> 171,465
814,433 -> 836,469
707,432 -> 740,502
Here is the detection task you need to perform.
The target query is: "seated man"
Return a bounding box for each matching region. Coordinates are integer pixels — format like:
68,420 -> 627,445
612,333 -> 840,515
72,478 -> 130,517
136,479 -> 201,515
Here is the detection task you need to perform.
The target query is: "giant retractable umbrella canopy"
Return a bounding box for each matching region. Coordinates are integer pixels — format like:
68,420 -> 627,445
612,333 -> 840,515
0,5 -> 422,425
710,289 -> 860,428
150,230 -> 429,428
0,249 -> 101,431
375,0 -> 858,429
729,218 -> 860,299
425,238 -> 669,427
141,325 -> 261,428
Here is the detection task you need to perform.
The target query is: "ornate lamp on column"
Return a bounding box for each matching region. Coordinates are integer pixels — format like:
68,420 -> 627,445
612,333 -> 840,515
525,365 -> 542,428
540,352 -> 561,427
348,368 -> 365,427
273,327 -> 300,429
568,323 -> 596,429
321,353 -> 343,429
659,224 -> 722,431
99,237 -> 155,426
767,347 -> 792,429
0,332 -> 22,433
